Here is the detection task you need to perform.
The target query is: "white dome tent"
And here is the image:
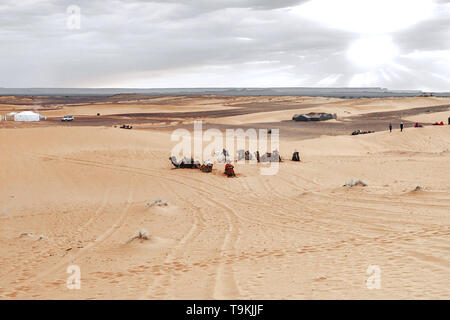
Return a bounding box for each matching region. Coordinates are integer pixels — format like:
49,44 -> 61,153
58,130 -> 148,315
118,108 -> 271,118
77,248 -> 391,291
13,111 -> 45,122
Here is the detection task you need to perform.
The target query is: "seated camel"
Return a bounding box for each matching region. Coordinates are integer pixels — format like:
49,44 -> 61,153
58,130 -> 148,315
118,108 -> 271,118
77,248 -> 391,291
169,156 -> 200,169
214,150 -> 226,163
224,163 -> 236,177
169,156 -> 181,168
237,149 -> 246,161
259,151 -> 281,162
237,150 -> 253,161
200,160 -> 214,173
271,150 -> 282,162
292,151 -> 300,162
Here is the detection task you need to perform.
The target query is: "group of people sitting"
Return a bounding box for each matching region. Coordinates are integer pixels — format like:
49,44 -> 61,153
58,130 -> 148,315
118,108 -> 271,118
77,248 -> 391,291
220,149 -> 283,163
401,119 -> 447,129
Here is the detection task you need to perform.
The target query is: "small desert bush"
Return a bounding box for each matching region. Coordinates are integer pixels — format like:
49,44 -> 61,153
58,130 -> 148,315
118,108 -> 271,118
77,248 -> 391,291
344,179 -> 368,187
147,198 -> 168,208
126,229 -> 151,244
18,232 -> 33,237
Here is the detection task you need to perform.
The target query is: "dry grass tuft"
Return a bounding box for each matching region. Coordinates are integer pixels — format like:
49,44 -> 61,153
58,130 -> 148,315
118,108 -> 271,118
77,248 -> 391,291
18,232 -> 33,237
125,229 -> 151,244
344,179 -> 368,187
147,198 -> 168,208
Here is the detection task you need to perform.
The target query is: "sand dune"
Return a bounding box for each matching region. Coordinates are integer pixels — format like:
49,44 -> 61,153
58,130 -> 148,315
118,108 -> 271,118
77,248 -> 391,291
404,111 -> 450,124
207,96 -> 450,125
0,97 -> 449,300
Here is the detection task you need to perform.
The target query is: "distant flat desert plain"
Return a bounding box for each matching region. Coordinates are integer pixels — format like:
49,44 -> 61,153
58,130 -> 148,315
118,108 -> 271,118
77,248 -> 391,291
0,95 -> 449,299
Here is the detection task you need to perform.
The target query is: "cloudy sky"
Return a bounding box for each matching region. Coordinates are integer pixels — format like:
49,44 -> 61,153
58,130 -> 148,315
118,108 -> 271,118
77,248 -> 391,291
1,0 -> 450,90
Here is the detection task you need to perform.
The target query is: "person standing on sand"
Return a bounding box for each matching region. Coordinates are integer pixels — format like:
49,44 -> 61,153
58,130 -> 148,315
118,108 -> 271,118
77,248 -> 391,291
389,123 -> 392,132
400,122 -> 404,132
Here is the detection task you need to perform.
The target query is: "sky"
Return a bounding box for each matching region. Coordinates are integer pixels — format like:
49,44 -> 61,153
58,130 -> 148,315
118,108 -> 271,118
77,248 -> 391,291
1,0 -> 450,90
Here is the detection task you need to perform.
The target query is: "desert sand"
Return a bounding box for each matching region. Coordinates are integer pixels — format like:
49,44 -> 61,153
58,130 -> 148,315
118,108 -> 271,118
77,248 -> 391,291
0,95 -> 449,299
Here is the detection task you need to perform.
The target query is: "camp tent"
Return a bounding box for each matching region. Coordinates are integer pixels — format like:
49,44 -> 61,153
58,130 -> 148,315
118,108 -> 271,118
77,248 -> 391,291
292,112 -> 337,122
13,111 -> 44,122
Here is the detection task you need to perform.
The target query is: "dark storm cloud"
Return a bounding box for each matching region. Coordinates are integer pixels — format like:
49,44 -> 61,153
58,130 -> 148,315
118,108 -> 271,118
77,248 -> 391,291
0,0 -> 449,90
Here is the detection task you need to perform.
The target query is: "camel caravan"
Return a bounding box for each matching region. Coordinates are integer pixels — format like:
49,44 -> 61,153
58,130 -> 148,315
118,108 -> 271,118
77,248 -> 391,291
169,149 -> 301,177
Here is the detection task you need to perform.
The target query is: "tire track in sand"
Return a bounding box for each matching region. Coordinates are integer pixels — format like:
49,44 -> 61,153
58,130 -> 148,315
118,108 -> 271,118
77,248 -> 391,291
138,176 -> 241,299
16,179 -> 134,290
138,182 -> 208,299
204,197 -> 242,299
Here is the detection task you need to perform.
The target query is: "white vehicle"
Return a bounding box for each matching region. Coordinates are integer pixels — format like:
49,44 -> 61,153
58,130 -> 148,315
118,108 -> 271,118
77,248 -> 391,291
61,115 -> 74,122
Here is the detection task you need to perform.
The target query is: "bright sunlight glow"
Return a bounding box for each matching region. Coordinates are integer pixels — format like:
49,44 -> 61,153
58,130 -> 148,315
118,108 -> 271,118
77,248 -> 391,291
347,36 -> 399,68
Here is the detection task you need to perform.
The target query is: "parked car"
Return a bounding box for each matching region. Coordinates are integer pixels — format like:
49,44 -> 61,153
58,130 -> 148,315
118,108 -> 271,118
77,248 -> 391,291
61,115 -> 74,121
